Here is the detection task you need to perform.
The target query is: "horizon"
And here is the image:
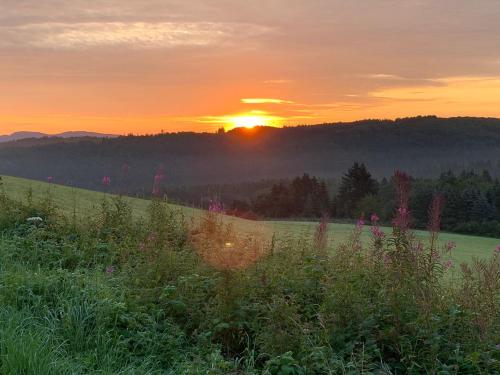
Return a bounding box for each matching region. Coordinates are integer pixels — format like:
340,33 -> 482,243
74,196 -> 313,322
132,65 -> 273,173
2,1 -> 500,134
3,114 -> 500,137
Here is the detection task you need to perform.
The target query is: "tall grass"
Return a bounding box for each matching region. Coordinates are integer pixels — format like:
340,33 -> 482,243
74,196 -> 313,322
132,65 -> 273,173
0,181 -> 498,373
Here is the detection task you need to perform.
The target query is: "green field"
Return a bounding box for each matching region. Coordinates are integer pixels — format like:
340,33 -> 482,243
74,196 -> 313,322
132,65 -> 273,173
2,175 -> 498,264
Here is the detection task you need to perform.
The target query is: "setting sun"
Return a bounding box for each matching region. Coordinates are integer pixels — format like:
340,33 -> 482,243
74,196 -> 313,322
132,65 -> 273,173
230,115 -> 268,129
217,111 -> 284,131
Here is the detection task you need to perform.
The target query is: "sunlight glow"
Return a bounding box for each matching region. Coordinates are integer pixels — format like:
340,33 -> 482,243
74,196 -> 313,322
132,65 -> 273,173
229,115 -> 269,129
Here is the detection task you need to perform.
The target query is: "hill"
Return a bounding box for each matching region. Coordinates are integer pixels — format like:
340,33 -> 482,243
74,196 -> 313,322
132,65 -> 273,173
2,175 -> 497,264
0,131 -> 117,143
1,117 -> 500,194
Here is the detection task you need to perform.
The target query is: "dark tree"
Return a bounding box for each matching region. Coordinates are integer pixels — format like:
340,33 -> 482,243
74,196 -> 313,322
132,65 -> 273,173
335,163 -> 378,217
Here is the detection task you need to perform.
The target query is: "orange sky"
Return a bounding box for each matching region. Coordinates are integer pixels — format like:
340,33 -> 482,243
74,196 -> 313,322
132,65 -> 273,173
1,1 -> 500,135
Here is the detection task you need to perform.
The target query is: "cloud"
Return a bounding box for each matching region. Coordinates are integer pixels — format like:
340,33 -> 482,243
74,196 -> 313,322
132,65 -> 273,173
0,21 -> 272,49
241,98 -> 294,104
364,73 -> 407,80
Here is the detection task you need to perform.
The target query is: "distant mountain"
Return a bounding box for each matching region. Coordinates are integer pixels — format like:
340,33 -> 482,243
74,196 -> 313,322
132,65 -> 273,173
2,116 -> 500,193
0,131 -> 117,143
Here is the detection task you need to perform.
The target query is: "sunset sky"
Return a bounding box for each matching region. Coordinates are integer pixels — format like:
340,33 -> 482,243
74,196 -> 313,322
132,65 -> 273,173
1,0 -> 500,134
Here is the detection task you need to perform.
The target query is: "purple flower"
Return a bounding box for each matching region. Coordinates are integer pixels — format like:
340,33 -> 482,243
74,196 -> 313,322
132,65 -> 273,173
446,241 -> 457,252
152,173 -> 164,196
209,200 -> 224,214
393,171 -> 411,231
47,176 -> 53,183
444,260 -> 453,271
370,213 -> 380,223
428,194 -> 444,233
102,176 -> 111,186
106,266 -> 115,274
370,226 -> 385,239
356,215 -> 365,229
495,344 -> 500,350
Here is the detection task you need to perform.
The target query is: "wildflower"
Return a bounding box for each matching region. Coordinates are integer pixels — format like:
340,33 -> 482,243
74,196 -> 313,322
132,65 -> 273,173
356,215 -> 365,229
314,214 -> 329,253
496,245 -> 500,253
102,176 -> 111,186
428,194 -> 444,233
152,173 -> 164,196
393,170 -> 411,231
106,266 -> 115,274
209,200 -> 224,213
444,260 -> 453,271
446,241 -> 456,252
47,176 -> 53,183
496,344 -> 500,350
370,226 -> 385,239
369,212 -> 384,239
27,216 -> 43,223
383,254 -> 390,264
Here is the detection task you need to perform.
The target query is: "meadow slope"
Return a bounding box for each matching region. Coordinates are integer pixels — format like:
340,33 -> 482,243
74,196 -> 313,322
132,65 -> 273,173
2,175 -> 498,264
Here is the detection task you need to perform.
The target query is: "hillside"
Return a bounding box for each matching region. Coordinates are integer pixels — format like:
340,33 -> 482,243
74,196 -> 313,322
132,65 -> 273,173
0,131 -> 117,143
1,117 -> 500,194
2,175 -> 497,264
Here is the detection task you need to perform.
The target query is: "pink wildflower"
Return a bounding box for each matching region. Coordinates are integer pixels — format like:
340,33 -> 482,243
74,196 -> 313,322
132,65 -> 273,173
102,176 -> 111,186
209,200 -> 224,213
47,176 -> 53,183
496,245 -> 500,253
106,265 -> 115,274
369,212 -> 384,239
393,171 -> 411,231
370,226 -> 385,239
152,173 -> 164,196
428,194 -> 444,233
314,214 -> 329,252
446,241 -> 457,252
444,260 -> 453,271
356,215 -> 365,229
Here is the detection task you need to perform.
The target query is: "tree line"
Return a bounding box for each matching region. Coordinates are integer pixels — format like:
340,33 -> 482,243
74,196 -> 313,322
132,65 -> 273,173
240,163 -> 500,237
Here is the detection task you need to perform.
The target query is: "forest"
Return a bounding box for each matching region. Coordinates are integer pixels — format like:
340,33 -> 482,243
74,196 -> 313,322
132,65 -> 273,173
2,116 -> 500,191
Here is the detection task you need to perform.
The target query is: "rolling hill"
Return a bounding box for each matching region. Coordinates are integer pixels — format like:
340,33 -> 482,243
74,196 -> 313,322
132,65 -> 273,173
0,131 -> 117,143
1,117 -> 500,195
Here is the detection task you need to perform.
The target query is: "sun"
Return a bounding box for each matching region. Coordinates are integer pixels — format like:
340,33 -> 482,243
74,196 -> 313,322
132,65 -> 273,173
223,110 -> 284,130
230,115 -> 269,129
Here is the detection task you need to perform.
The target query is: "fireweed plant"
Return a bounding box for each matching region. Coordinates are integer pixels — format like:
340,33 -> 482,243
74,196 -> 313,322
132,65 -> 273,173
0,172 -> 498,374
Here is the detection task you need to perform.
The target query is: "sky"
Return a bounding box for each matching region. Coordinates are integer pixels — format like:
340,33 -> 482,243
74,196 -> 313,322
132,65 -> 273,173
1,0 -> 500,134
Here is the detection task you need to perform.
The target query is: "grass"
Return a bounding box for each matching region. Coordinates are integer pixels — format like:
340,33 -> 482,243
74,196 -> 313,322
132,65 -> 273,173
2,175 -> 499,264
0,175 -> 498,373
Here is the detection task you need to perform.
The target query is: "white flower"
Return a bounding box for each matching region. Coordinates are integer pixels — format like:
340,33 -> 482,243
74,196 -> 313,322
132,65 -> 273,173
27,217 -> 43,223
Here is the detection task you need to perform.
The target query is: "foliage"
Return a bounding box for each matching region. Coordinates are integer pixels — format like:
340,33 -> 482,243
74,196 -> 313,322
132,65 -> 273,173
0,186 -> 498,374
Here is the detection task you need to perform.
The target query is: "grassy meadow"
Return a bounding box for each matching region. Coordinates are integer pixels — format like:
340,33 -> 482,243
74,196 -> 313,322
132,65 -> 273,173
2,175 -> 498,264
